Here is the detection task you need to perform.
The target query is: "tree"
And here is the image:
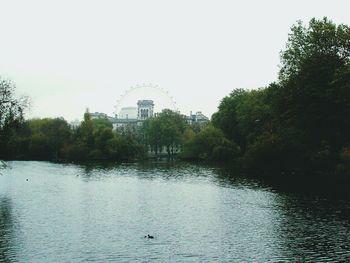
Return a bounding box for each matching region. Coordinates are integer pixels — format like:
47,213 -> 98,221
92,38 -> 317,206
93,126 -> 114,156
211,89 -> 248,152
0,77 -> 28,159
0,78 -> 24,128
277,18 -> 350,167
75,111 -> 94,149
279,17 -> 350,82
142,117 -> 162,154
142,109 -> 187,156
27,118 -> 71,160
211,88 -> 274,154
210,18 -> 350,172
91,117 -> 113,129
181,125 -> 240,161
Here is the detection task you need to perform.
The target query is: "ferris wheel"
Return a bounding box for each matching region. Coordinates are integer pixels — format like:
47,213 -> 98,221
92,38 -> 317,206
114,83 -> 178,115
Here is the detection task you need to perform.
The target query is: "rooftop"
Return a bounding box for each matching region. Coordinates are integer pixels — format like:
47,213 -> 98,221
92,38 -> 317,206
137,100 -> 154,106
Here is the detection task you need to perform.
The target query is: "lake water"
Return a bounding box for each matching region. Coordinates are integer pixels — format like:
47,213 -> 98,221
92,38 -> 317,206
0,161 -> 350,262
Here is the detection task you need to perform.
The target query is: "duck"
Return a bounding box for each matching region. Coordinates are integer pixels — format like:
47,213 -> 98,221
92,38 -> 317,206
144,234 -> 154,239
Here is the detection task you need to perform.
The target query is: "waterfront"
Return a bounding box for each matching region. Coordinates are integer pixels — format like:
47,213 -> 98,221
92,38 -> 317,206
1,161 -> 350,262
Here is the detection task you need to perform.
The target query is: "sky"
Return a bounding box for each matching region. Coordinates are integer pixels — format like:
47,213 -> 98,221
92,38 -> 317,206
0,0 -> 349,121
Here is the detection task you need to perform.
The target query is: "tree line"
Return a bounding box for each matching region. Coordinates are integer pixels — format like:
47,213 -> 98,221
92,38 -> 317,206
211,17 -> 350,175
1,17 -> 350,174
0,109 -> 146,161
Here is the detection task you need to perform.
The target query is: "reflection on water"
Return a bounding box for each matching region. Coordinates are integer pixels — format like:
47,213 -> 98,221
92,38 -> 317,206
0,161 -> 349,262
275,196 -> 350,261
0,197 -> 17,262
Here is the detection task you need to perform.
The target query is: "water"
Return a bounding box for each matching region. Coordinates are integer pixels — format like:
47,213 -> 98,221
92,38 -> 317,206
0,161 -> 350,262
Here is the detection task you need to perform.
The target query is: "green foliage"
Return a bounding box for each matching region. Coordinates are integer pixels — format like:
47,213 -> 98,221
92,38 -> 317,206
181,125 -> 240,161
212,88 -> 274,153
1,109 -> 145,162
27,118 -> 72,159
280,17 -> 350,81
77,111 -> 94,148
91,117 -> 113,129
106,136 -> 146,161
94,127 -> 114,153
211,89 -> 247,148
142,117 -> 162,154
275,18 -> 350,170
142,109 -> 187,155
211,17 -> 350,174
242,128 -> 308,172
61,112 -> 145,161
61,143 -> 89,161
336,147 -> 350,175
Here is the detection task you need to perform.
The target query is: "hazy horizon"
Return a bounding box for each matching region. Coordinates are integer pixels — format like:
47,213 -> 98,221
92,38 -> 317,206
0,0 -> 349,121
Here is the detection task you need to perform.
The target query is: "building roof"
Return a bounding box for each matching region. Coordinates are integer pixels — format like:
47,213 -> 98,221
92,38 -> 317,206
137,100 -> 154,106
120,106 -> 137,110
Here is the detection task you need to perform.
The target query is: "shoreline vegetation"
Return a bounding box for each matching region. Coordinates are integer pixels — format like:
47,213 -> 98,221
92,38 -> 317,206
1,17 -> 350,177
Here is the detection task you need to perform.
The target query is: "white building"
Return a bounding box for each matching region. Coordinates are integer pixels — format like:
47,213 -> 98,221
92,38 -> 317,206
89,100 -> 209,131
118,107 -> 138,119
186,111 -> 209,125
90,112 -> 108,119
137,100 -> 154,120
111,100 -> 154,130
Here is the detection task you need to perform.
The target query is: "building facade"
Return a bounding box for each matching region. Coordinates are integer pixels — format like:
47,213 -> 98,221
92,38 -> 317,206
118,107 -> 138,119
137,100 -> 154,120
186,111 -> 209,125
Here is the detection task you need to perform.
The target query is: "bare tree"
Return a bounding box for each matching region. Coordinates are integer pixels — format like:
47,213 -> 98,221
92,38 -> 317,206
0,77 -> 28,130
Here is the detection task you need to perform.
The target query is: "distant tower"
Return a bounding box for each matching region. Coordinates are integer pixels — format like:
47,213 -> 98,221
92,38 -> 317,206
137,100 -> 154,120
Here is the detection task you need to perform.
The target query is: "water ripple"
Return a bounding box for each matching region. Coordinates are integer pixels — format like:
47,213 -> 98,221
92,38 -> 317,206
0,161 -> 349,262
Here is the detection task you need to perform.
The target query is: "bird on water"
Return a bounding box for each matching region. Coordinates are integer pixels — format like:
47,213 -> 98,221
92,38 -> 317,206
144,234 -> 154,239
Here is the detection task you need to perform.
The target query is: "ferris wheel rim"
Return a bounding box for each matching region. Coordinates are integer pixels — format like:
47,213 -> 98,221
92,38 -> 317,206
114,84 -> 178,115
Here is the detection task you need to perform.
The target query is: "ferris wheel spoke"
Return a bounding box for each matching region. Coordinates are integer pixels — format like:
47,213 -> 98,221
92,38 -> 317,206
114,84 -> 177,114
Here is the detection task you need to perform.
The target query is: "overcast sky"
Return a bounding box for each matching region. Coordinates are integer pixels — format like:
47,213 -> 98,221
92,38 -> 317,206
0,0 -> 349,121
